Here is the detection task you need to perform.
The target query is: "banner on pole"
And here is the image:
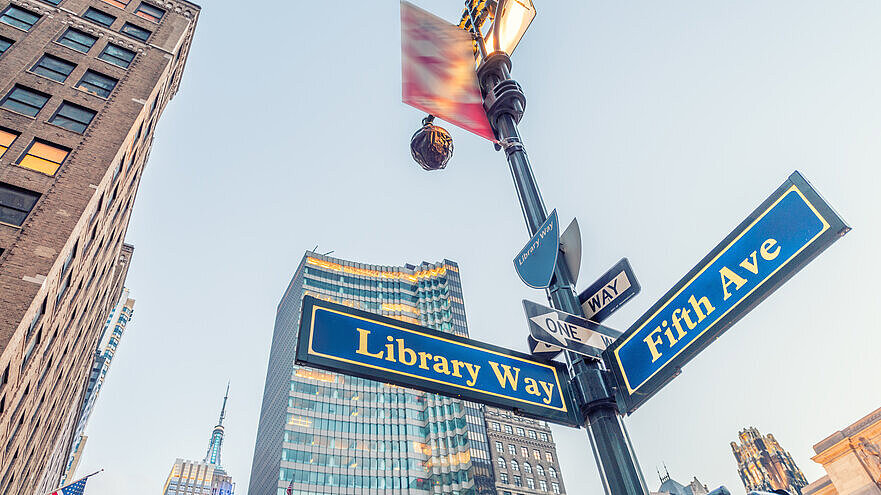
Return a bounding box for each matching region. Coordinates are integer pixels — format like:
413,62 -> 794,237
401,1 -> 495,141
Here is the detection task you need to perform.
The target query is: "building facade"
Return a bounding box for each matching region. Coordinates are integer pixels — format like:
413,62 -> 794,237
732,427 -> 809,495
248,252 -> 496,495
650,466 -> 710,495
803,406 -> 881,495
62,288 -> 135,483
162,387 -> 234,495
0,0 -> 198,492
484,406 -> 566,495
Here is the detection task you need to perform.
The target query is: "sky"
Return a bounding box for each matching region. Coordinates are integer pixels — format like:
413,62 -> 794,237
75,1 -> 881,494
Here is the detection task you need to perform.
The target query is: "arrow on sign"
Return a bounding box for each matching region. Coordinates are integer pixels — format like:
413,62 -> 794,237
523,300 -> 622,359
527,335 -> 562,361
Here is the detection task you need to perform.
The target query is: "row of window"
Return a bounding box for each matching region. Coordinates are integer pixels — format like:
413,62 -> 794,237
496,457 -> 557,478
498,473 -> 561,493
282,447 -> 424,472
0,4 -> 160,42
0,126 -> 71,178
279,467 -> 468,491
286,413 -> 467,438
30,53 -> 119,98
495,441 -> 555,463
283,430 -> 412,454
490,421 -> 550,441
2,85 -> 95,134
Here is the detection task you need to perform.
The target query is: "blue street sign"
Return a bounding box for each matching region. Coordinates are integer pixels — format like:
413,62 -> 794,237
604,171 -> 849,414
297,295 -> 581,427
514,210 -> 559,289
578,258 -> 641,323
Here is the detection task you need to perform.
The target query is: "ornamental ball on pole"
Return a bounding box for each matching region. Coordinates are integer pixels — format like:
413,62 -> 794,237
410,115 -> 453,171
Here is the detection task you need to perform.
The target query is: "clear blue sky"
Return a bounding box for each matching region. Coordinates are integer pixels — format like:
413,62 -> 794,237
77,1 -> 881,494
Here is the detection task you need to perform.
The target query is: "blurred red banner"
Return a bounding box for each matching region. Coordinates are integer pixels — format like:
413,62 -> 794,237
401,1 -> 495,141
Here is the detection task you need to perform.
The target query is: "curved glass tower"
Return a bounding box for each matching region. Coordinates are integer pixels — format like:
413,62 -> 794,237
248,252 -> 496,495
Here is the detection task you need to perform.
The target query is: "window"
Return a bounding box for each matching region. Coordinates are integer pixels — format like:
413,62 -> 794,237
500,473 -> 508,484
83,7 -> 116,27
135,2 -> 164,22
533,449 -> 541,460
101,0 -> 129,8
50,102 -> 96,133
59,30 -> 99,57
540,480 -> 548,492
548,467 -> 557,478
545,452 -> 553,463
495,441 -> 503,453
18,140 -> 70,175
517,427 -> 525,436
508,444 -> 516,455
0,36 -> 13,57
75,70 -> 118,98
37,0 -> 62,4
521,446 -> 528,457
0,6 -> 40,31
536,464 -> 545,477
524,462 -> 532,474
511,459 -> 519,471
552,482 -> 560,493
120,22 -> 150,41
0,182 -> 39,227
504,425 -> 513,434
1,85 -> 50,117
491,422 -> 501,432
513,476 -> 522,487
540,433 -> 549,442
529,430 -> 537,439
99,43 -> 136,68
0,129 -> 18,159
31,54 -> 76,82
61,241 -> 76,275
527,478 -> 535,489
497,457 -> 506,469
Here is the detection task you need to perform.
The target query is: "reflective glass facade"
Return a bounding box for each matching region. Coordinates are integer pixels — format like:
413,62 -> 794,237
249,252 -> 496,495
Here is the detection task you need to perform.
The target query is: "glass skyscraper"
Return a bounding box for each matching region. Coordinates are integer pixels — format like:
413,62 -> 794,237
248,252 -> 496,495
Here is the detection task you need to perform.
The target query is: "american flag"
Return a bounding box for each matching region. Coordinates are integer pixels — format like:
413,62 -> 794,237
47,470 -> 101,495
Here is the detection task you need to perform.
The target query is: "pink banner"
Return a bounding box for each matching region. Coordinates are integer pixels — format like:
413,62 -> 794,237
401,1 -> 496,142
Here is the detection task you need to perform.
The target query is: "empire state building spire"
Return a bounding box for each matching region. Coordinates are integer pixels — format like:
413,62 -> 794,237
204,382 -> 229,466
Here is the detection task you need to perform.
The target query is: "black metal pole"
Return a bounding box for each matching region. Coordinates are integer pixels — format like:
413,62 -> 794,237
478,52 -> 648,495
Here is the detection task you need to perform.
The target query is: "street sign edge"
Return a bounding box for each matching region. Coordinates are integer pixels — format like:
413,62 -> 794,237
513,209 -> 560,289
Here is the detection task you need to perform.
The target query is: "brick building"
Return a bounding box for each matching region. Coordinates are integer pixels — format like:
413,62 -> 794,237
485,406 -> 567,495
0,0 -> 199,493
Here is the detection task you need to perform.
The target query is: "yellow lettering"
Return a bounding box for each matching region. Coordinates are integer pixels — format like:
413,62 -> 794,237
538,381 -> 556,405
450,360 -> 465,378
688,294 -> 715,321
739,251 -> 759,274
643,327 -> 664,363
355,329 -> 383,359
432,355 -> 450,375
719,266 -> 747,300
463,362 -> 481,387
417,351 -> 432,370
488,362 -> 520,391
761,238 -> 780,260
524,377 -> 540,396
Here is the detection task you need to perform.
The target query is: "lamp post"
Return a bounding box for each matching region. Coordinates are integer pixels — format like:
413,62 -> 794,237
463,2 -> 649,494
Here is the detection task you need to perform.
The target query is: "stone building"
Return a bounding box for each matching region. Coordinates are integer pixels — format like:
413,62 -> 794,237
485,406 -> 566,495
803,406 -> 881,495
732,427 -> 809,495
0,0 -> 199,492
651,466 -> 710,495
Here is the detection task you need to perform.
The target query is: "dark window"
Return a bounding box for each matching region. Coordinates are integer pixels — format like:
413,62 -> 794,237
83,7 -> 115,27
57,28 -> 97,53
49,102 -> 96,134
0,36 -> 12,57
0,182 -> 41,226
1,85 -> 50,117
135,2 -> 164,22
37,0 -> 62,4
75,70 -> 117,98
31,54 -> 76,82
0,6 -> 40,31
99,43 -> 135,68
120,22 -> 150,42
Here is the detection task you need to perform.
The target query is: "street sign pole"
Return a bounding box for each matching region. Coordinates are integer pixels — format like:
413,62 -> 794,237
477,52 -> 649,495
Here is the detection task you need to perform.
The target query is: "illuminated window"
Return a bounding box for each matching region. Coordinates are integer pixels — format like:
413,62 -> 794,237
31,54 -> 76,82
0,182 -> 39,226
120,22 -> 150,42
545,452 -> 553,463
0,129 -> 19,159
1,85 -> 50,117
0,36 -> 12,57
135,2 -> 164,22
101,0 -> 129,8
99,43 -> 136,68
18,140 -> 70,175
521,446 -> 528,457
57,28 -> 97,53
49,102 -> 96,133
76,70 -> 118,98
0,6 -> 40,31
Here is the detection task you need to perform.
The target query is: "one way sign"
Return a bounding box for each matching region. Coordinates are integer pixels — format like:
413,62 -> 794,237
523,300 -> 622,359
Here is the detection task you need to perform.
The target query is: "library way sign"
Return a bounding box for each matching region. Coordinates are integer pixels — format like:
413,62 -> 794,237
296,172 -> 849,426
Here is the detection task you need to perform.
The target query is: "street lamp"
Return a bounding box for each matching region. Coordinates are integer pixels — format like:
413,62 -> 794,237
426,2 -> 651,494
